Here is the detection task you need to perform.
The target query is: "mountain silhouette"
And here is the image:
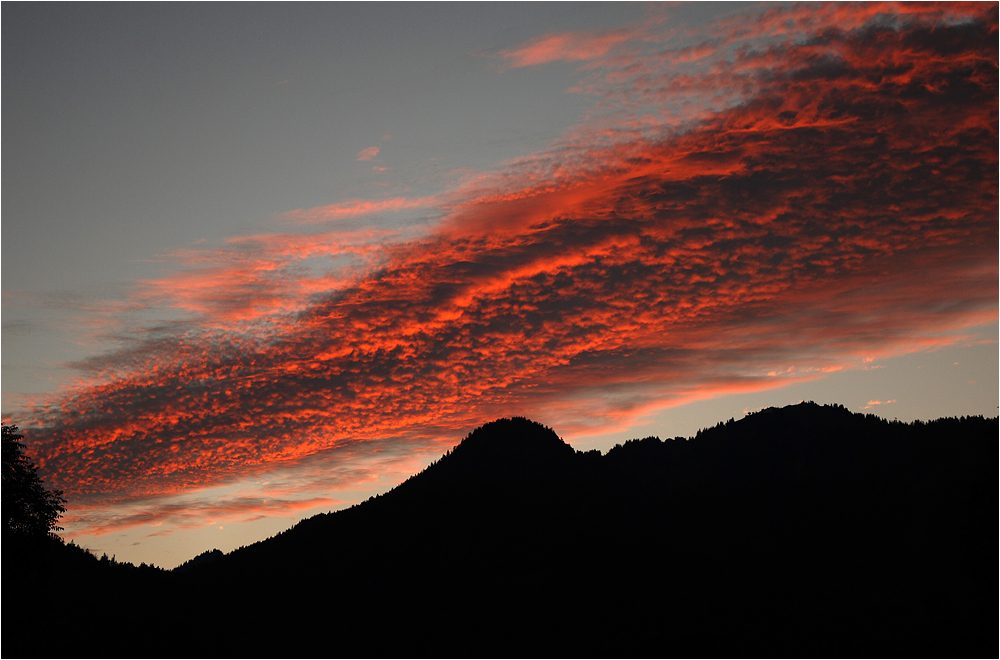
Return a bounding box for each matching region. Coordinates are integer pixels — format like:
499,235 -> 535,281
4,404 -> 995,657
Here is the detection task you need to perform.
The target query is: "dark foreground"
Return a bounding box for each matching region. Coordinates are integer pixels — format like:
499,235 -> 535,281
5,403 -> 996,657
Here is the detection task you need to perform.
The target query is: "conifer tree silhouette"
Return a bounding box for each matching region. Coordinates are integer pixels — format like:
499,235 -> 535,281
2,424 -> 66,540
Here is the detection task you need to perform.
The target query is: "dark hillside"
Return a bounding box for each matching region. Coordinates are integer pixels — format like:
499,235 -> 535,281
5,404 -> 995,658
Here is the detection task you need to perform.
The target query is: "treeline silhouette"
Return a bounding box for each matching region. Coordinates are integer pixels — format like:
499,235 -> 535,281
4,403 -> 995,657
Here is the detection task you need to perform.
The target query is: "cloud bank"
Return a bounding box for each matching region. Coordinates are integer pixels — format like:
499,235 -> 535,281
14,5 -> 998,537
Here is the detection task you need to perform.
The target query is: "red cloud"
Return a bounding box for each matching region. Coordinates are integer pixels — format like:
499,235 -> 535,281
498,29 -> 635,68
275,197 -> 437,225
124,228 -> 398,330
13,6 -> 997,526
67,496 -> 342,537
864,399 -> 898,410
356,146 -> 380,161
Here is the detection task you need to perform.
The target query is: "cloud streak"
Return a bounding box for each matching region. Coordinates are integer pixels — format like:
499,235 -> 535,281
864,399 -> 897,409
274,197 -> 438,225
12,5 -> 997,537
69,495 -> 342,537
497,28 -> 636,68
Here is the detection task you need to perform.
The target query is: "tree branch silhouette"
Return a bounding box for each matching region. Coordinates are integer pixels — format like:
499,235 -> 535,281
3,423 -> 66,541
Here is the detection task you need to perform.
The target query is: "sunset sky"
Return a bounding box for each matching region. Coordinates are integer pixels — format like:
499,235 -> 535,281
3,2 -> 997,569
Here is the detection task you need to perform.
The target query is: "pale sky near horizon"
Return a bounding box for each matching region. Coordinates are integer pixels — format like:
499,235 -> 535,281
3,2 -> 997,568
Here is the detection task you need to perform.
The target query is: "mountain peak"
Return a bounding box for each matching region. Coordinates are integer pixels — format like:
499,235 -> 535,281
452,417 -> 572,459
417,416 -> 577,486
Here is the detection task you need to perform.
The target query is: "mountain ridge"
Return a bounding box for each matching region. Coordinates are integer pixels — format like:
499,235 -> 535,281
5,402 -> 995,657
216,402 -> 989,564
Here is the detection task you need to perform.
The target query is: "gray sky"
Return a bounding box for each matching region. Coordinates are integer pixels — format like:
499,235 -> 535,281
4,3 -> 652,393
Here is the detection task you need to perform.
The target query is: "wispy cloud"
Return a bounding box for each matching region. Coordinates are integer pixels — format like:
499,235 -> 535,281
274,197 -> 438,225
356,146 -> 380,161
68,496 -> 342,537
126,228 -> 402,329
12,5 -> 997,537
497,28 -> 635,69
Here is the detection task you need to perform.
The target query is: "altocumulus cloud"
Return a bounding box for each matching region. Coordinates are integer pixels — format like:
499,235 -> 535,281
16,4 -> 998,536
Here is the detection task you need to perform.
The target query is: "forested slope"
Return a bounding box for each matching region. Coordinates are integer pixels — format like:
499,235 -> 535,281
6,403 -> 995,657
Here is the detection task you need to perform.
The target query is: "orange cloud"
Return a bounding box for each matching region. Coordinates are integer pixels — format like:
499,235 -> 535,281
356,146 -> 380,161
275,197 -> 438,225
12,5 -> 997,537
123,227 -> 400,331
864,400 -> 898,409
67,496 -> 342,537
498,29 -> 634,68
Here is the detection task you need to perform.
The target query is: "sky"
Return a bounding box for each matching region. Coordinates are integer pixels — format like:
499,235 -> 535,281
2,2 -> 997,569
